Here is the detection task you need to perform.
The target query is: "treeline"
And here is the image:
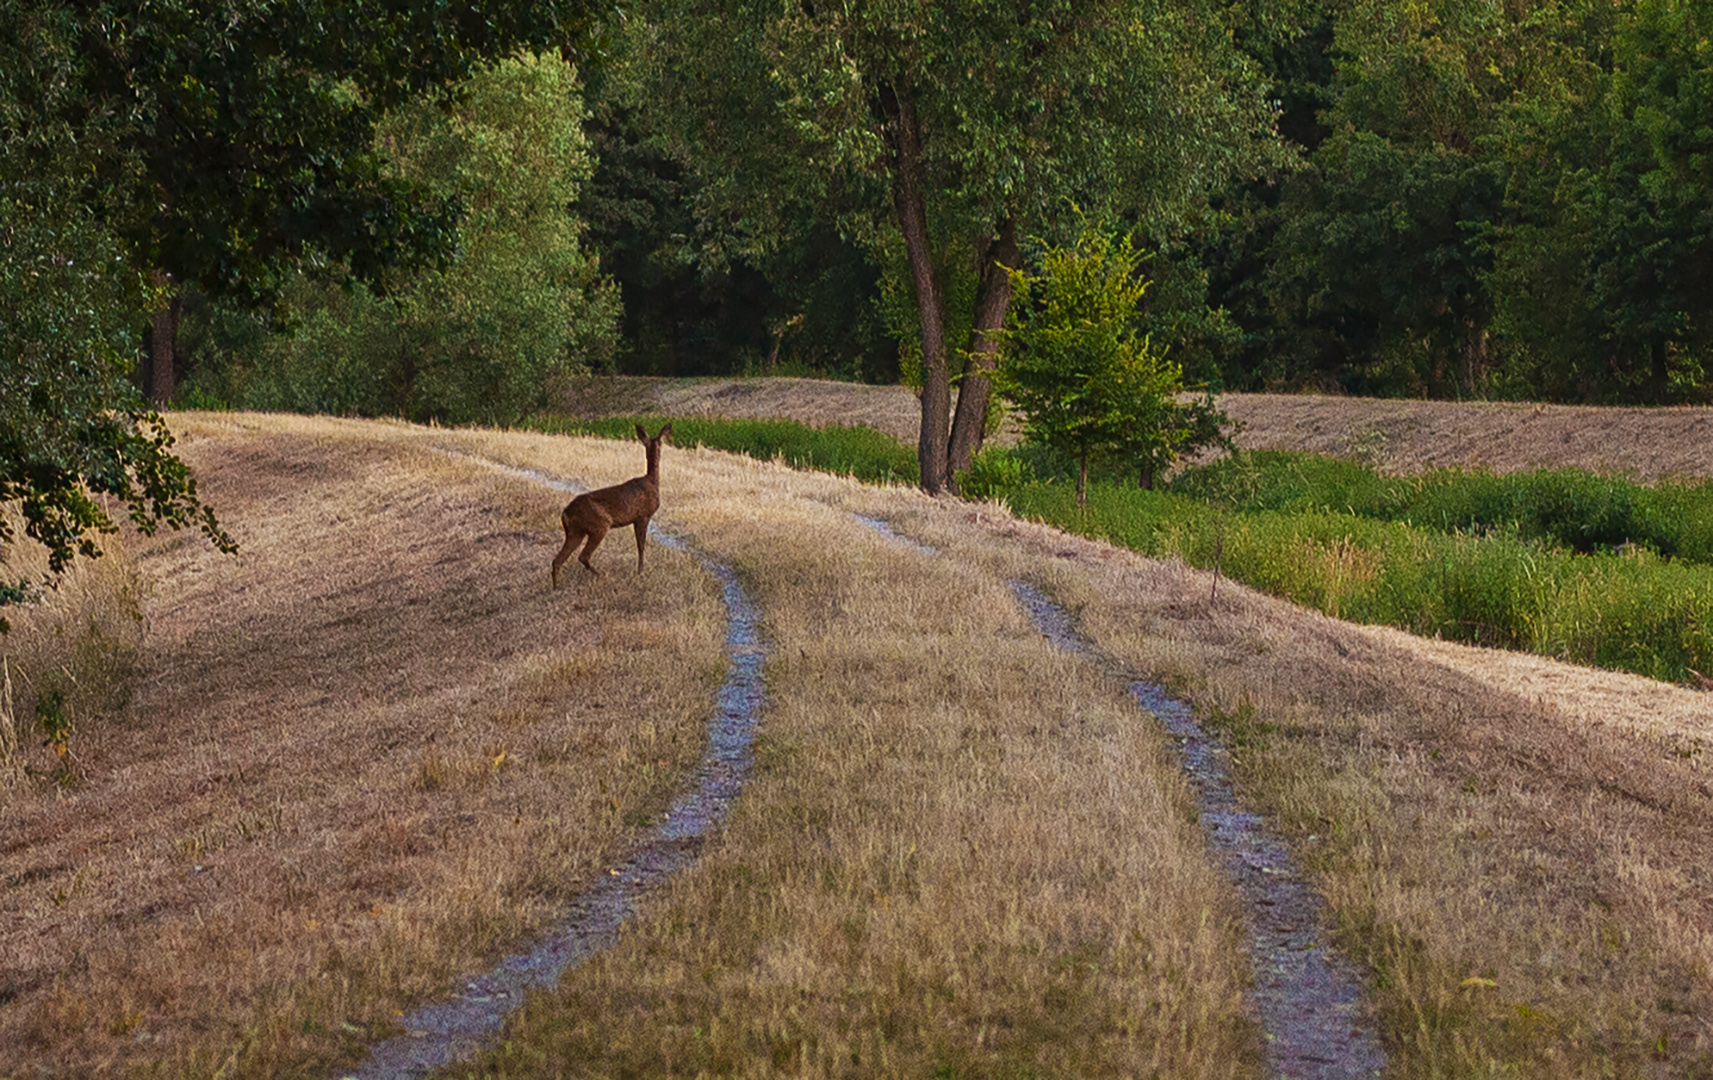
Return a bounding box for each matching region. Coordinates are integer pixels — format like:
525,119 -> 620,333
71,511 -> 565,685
179,0 -> 1713,416
1188,0 -> 1713,404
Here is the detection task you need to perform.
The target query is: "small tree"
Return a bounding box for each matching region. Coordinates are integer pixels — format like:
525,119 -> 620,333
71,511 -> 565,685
647,0 -> 1297,493
998,222 -> 1229,507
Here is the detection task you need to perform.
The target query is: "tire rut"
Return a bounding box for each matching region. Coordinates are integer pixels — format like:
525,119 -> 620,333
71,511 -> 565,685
855,513 -> 1386,1079
336,464 -> 765,1080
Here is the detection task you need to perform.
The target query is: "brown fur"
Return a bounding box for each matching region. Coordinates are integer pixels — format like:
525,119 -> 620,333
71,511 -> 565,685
552,424 -> 672,586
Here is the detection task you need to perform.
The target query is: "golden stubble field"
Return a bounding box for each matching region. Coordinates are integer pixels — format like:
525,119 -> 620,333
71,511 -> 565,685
2,397 -> 1712,1078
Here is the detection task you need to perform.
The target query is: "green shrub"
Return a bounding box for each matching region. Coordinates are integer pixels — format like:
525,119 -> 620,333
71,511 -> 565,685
957,449 -> 1035,501
1168,450 -> 1390,514
183,53 -> 618,425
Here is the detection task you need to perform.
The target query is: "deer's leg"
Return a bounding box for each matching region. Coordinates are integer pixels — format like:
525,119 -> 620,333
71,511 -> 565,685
634,517 -> 650,571
579,522 -> 610,575
552,524 -> 586,589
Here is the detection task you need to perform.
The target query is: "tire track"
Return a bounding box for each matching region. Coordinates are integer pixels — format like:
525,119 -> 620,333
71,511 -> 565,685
337,465 -> 765,1080
854,512 -> 1386,1079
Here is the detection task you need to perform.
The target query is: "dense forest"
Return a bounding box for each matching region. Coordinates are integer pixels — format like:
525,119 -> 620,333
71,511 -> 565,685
6,0 -> 1713,557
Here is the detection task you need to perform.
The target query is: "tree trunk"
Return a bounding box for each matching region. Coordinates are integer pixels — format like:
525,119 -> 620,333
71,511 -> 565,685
1651,337 -> 1670,404
881,85 -> 950,495
947,214 -> 1020,491
1077,450 -> 1089,508
1139,460 -> 1155,491
149,269 -> 180,406
1462,319 -> 1489,398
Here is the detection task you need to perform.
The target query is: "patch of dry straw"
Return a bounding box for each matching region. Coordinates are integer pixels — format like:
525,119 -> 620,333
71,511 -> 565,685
1,415 -> 724,1078
0,504 -> 145,793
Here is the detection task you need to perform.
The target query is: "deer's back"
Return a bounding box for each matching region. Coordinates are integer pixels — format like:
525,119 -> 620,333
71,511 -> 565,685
566,475 -> 658,528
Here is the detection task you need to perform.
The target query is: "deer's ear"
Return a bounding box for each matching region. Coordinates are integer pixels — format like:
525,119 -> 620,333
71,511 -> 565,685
657,423 -> 673,443
635,424 -> 648,442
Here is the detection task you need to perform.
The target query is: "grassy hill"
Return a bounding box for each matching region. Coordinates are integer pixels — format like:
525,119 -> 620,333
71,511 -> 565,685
2,408 -> 1711,1076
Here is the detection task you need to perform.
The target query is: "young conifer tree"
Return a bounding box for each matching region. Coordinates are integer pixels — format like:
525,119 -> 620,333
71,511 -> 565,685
999,220 -> 1227,506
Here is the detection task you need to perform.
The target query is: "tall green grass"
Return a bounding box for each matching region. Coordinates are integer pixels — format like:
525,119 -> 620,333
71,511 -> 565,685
1002,481 -> 1713,682
1171,449 -> 1713,562
529,417 -> 1713,683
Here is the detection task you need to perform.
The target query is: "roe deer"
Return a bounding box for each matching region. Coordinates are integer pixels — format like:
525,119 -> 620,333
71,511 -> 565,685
552,424 -> 673,587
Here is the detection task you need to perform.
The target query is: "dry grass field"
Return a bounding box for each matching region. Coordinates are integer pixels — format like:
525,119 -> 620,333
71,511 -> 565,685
3,392 -> 1713,1077
0,416 -> 727,1077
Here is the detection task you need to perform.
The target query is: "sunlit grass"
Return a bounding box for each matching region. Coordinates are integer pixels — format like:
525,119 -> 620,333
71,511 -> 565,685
916,507 -> 1713,1078
14,411 -> 1713,1078
0,419 -> 726,1079
0,505 -> 145,792
446,430 -> 1261,1079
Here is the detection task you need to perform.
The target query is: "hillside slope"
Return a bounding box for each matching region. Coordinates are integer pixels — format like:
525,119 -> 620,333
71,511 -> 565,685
3,412 -> 1711,1076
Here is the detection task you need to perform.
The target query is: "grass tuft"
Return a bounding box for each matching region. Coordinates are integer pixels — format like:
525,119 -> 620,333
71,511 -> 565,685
0,505 -> 145,792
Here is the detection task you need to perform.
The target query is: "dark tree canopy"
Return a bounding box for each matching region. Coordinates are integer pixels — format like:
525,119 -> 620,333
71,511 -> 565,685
1,0 -> 604,619
1195,0 -> 1713,404
0,163 -> 236,631
5,0 -> 607,304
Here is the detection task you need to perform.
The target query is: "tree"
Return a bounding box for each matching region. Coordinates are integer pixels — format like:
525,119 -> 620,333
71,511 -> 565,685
0,139 -> 235,631
1263,131 -> 1506,396
998,221 -> 1227,507
1490,0 -> 1713,402
1222,0 -> 1573,396
646,0 -> 1296,493
578,40 -> 902,382
1197,0 -> 1669,400
2,0 -> 595,605
1,0 -> 606,404
228,52 -> 621,424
